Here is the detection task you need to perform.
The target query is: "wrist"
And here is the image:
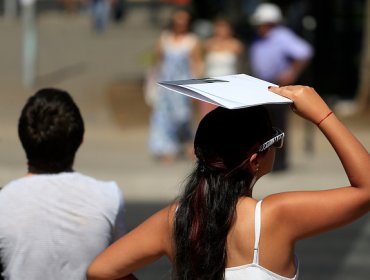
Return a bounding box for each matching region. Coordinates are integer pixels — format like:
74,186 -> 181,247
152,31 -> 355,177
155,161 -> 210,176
317,111 -> 334,126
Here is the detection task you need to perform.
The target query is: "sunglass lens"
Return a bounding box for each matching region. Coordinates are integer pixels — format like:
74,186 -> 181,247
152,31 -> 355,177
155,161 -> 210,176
273,136 -> 284,149
276,138 -> 283,148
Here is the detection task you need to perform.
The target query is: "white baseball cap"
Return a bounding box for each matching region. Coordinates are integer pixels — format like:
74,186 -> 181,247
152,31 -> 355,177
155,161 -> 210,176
250,3 -> 283,25
20,0 -> 36,6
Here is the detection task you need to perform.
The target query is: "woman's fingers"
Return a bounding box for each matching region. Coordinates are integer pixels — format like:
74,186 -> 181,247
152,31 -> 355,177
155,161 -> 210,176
268,85 -> 306,99
268,86 -> 284,95
268,85 -> 331,124
269,86 -> 299,114
268,85 -> 295,100
269,85 -> 314,102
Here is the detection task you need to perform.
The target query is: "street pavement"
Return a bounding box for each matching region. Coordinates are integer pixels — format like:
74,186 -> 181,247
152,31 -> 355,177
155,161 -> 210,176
0,6 -> 369,279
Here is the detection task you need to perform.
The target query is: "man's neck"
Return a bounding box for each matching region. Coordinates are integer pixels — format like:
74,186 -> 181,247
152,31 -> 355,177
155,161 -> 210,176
27,167 -> 74,175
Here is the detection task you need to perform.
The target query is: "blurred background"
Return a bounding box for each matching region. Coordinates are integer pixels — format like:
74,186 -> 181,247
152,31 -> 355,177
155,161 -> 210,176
0,0 -> 369,279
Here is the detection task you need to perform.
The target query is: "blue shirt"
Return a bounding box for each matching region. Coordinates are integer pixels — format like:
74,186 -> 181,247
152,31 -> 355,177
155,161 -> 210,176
250,26 -> 313,82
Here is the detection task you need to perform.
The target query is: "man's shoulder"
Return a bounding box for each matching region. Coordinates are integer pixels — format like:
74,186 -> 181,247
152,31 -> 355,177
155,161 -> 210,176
0,176 -> 32,193
0,177 -> 32,215
74,173 -> 124,212
0,173 -> 120,196
271,26 -> 302,41
272,25 -> 293,34
72,172 -> 120,190
72,172 -> 123,200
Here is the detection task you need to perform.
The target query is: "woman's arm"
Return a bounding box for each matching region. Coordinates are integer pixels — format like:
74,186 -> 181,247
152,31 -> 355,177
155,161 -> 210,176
87,204 -> 175,280
233,38 -> 245,56
152,32 -> 166,70
190,39 -> 204,78
266,86 -> 370,240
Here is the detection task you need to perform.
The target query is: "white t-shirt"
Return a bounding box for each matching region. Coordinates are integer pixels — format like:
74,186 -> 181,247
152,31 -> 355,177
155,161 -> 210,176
0,172 -> 125,280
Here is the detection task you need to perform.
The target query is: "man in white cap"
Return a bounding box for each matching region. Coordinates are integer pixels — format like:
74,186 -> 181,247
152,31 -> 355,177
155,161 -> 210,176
249,2 -> 313,171
250,2 -> 313,85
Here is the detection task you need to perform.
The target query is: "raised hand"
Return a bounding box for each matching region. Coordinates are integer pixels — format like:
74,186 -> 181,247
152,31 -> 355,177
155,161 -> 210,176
269,85 -> 332,125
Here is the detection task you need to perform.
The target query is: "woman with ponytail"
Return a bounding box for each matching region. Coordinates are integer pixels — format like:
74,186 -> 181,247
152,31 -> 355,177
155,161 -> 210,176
87,86 -> 370,280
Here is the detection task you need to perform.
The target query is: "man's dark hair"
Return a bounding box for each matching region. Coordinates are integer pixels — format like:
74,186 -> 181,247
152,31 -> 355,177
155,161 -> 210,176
18,88 -> 84,174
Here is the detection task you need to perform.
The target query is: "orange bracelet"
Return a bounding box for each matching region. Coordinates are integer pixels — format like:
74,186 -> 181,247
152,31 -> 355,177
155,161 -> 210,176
317,111 -> 333,126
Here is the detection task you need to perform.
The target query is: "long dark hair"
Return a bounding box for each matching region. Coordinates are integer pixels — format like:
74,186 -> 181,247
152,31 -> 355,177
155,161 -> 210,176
174,106 -> 273,280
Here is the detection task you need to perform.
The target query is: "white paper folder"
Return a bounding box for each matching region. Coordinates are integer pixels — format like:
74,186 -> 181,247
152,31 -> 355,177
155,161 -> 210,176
158,74 -> 292,109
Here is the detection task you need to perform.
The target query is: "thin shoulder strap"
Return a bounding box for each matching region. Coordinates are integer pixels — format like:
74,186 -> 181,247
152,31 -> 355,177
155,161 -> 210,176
253,200 -> 263,264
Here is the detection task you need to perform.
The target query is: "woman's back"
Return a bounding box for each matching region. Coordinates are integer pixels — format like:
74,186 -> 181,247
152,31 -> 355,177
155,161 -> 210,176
225,198 -> 297,279
160,197 -> 298,279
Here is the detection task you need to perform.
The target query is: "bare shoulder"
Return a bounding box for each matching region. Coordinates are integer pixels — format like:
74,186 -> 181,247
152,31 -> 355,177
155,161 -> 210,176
151,202 -> 178,228
235,196 -> 281,228
237,196 -> 258,207
261,192 -> 309,224
231,38 -> 244,53
204,38 -> 214,50
235,197 -> 259,221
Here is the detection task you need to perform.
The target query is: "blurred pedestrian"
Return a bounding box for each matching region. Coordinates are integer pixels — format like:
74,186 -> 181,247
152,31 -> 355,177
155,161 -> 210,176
249,2 -> 313,171
199,17 -> 244,118
111,0 -> 127,23
148,8 -> 203,163
89,0 -> 113,33
0,88 -> 128,280
86,85 -> 370,280
59,0 -> 80,12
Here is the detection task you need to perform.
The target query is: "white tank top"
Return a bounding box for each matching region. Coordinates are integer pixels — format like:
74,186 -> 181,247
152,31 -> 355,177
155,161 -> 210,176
205,51 -> 238,77
225,201 -> 299,280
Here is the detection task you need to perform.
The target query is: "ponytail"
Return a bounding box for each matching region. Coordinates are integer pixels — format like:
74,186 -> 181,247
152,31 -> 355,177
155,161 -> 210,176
173,106 -> 273,279
173,158 -> 254,280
